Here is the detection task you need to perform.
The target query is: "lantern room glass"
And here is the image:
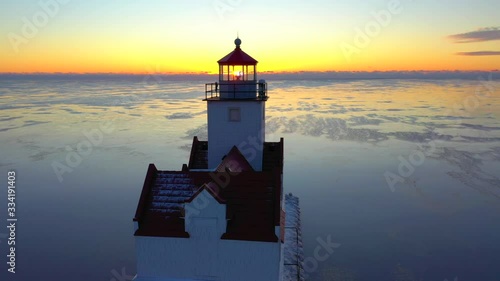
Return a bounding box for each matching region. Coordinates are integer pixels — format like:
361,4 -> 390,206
219,65 -> 256,81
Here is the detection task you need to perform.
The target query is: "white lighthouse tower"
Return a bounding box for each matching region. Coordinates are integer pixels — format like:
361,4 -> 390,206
132,38 -> 304,281
205,37 -> 267,170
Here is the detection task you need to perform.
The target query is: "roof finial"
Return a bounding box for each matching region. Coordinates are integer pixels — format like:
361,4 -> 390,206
235,33 -> 241,48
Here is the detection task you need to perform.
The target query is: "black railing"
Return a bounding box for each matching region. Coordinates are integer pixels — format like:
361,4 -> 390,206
205,82 -> 268,100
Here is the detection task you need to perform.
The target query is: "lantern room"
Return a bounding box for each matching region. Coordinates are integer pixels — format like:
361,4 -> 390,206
205,37 -> 267,100
218,37 -> 257,82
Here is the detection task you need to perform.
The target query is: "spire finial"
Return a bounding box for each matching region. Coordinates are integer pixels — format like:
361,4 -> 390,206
235,33 -> 241,48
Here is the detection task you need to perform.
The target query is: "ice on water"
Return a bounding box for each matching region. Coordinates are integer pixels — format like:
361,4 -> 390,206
1,75 -> 499,281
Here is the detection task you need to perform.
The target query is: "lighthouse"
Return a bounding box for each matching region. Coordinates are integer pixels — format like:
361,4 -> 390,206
132,38 -> 303,281
205,37 -> 267,171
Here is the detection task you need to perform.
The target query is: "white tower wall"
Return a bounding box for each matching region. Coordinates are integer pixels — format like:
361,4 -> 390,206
207,100 -> 265,171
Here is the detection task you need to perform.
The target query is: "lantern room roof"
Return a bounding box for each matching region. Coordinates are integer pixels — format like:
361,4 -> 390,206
218,38 -> 258,65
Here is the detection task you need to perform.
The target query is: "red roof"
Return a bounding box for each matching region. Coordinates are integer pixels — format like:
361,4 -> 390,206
216,146 -> 254,173
187,136 -> 207,170
186,182 -> 226,204
189,137 -> 284,173
218,46 -> 258,65
134,140 -> 285,243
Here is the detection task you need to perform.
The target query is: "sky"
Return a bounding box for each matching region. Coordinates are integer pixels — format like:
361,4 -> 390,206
0,0 -> 499,74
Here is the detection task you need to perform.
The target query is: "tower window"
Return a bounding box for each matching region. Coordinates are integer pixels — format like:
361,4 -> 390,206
228,108 -> 241,122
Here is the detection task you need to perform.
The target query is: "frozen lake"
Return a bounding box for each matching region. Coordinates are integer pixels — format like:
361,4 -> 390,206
0,75 -> 499,281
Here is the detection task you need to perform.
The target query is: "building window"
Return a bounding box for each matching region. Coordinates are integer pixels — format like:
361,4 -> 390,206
228,108 -> 241,122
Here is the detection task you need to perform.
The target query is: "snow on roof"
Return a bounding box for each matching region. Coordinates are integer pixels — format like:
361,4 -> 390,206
134,141 -> 285,242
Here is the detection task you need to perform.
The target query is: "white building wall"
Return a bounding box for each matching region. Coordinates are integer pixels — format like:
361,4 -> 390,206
135,237 -> 281,281
207,101 -> 265,171
185,189 -> 227,237
134,190 -> 281,281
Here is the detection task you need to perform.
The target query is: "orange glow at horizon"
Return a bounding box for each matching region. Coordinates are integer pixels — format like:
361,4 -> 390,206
2,35 -> 499,74
3,47 -> 499,74
1,1 -> 499,74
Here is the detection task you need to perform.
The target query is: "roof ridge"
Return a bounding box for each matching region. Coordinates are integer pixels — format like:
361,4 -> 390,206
185,182 -> 226,204
216,146 -> 254,173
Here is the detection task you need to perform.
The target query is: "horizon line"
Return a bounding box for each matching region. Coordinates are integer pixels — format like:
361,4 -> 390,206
0,70 -> 498,75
